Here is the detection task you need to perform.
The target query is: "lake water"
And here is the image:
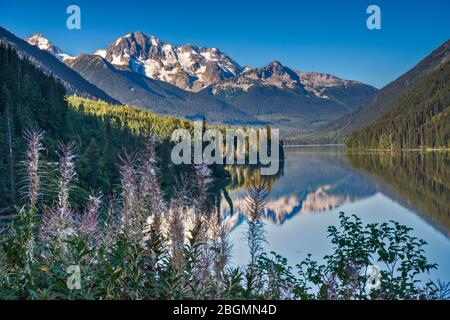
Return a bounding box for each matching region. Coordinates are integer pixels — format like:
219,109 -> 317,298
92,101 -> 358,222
221,146 -> 450,282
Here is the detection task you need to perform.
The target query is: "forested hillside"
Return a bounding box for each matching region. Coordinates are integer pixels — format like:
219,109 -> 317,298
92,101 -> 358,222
346,61 -> 450,150
334,39 -> 449,139
0,44 -> 195,212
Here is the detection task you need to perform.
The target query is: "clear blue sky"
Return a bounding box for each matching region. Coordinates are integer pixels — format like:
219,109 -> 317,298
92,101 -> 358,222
1,0 -> 449,88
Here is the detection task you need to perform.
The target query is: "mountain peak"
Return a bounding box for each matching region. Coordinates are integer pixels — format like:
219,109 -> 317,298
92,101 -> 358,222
264,60 -> 292,74
268,60 -> 283,67
129,31 -> 145,36
128,31 -> 159,40
27,33 -> 55,51
237,60 -> 304,91
29,32 -> 44,38
112,31 -> 163,48
26,33 -> 75,62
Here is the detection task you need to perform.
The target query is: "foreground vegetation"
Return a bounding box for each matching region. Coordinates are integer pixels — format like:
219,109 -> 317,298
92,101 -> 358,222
0,131 -> 448,300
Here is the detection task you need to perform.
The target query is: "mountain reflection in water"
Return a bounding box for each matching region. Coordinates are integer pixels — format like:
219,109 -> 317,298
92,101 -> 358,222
222,146 -> 377,228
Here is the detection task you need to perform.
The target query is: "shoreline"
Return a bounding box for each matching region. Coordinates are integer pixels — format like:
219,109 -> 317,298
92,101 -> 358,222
283,144 -> 450,152
283,144 -> 346,147
346,148 -> 450,152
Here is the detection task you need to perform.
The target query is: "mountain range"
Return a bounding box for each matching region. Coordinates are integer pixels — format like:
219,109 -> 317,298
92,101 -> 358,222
0,27 -> 378,130
87,31 -> 379,130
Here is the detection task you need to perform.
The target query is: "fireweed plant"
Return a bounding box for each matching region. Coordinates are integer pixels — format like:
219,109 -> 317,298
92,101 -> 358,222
0,129 -> 448,300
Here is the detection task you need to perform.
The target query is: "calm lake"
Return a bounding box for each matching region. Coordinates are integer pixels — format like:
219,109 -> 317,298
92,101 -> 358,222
221,146 -> 450,282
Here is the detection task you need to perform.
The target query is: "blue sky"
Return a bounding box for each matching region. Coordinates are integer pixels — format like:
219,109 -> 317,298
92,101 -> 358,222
1,0 -> 449,88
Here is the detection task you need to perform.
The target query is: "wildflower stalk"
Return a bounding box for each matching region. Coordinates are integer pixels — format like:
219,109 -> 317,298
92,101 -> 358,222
79,193 -> 102,241
245,179 -> 270,296
57,142 -> 77,218
22,129 -> 44,208
187,164 -> 214,296
119,154 -> 137,238
139,139 -> 166,239
16,129 -> 45,285
166,174 -> 192,272
40,142 -> 77,254
209,211 -> 231,297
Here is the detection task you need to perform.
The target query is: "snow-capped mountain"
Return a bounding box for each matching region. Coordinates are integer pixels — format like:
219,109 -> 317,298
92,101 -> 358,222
26,33 -> 75,62
96,33 -> 360,97
97,31 -> 242,91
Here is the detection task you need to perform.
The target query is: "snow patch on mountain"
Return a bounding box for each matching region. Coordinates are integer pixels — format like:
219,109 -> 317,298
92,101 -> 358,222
94,49 -> 107,58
